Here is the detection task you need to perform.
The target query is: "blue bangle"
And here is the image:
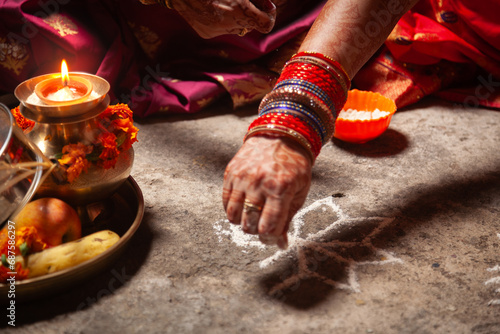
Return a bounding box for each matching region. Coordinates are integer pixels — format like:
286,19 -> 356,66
259,101 -> 328,143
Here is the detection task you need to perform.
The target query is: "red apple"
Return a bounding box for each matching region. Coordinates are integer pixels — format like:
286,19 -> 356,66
13,198 -> 82,247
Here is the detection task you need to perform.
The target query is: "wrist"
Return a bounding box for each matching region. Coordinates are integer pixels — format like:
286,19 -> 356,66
245,135 -> 314,166
246,51 -> 351,164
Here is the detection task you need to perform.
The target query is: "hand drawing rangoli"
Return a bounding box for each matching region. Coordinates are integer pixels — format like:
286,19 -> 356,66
214,196 -> 403,294
485,233 -> 500,306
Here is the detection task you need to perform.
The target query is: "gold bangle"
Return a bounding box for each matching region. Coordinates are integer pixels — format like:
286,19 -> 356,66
298,51 -> 351,82
286,56 -> 350,99
244,125 -> 316,164
260,86 -> 335,140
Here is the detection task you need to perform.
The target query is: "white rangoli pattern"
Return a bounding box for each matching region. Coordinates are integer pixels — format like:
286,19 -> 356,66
214,196 -> 403,293
485,233 -> 500,306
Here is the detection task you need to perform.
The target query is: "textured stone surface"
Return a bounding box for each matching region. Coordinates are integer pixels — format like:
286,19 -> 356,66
3,98 -> 500,333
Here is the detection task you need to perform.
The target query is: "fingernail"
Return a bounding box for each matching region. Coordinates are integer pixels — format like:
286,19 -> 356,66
243,219 -> 258,234
243,211 -> 260,234
259,233 -> 278,245
277,235 -> 288,250
252,0 -> 276,12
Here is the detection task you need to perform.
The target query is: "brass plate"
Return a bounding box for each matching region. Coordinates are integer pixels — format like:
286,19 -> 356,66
0,176 -> 144,303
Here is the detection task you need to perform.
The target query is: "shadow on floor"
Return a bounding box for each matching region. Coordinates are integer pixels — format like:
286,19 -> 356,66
259,168 -> 500,309
332,128 -> 409,158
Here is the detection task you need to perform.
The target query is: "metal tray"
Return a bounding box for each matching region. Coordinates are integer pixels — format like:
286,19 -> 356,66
0,176 -> 144,303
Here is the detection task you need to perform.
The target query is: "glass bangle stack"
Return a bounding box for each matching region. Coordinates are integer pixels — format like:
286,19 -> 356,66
245,52 -> 351,163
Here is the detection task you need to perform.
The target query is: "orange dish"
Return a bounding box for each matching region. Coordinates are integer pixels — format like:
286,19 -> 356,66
334,89 -> 396,143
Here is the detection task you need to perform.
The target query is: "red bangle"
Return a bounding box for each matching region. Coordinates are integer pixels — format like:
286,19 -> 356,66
246,113 -> 322,158
278,63 -> 346,110
292,51 -> 350,83
245,124 -> 317,164
259,87 -> 334,141
287,56 -> 350,101
279,52 -> 351,111
246,52 -> 353,162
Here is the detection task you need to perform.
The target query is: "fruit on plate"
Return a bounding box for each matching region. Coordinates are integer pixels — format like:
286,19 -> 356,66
13,198 -> 82,247
17,230 -> 120,278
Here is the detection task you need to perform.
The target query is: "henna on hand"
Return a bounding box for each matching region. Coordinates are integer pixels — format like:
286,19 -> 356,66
172,0 -> 277,39
223,135 -> 312,248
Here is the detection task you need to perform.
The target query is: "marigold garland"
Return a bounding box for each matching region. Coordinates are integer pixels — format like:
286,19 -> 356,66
10,103 -> 139,184
97,132 -> 120,169
58,143 -> 93,183
0,226 -> 48,283
10,106 -> 35,132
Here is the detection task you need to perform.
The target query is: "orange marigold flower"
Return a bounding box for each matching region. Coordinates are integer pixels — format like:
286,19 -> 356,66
98,132 -> 119,169
100,103 -> 134,122
97,103 -> 138,152
58,143 -> 93,183
14,261 -> 29,280
0,228 -> 34,283
15,226 -> 48,254
10,106 -> 35,132
0,262 -> 29,283
110,103 -> 134,119
0,229 -> 10,258
112,118 -> 139,151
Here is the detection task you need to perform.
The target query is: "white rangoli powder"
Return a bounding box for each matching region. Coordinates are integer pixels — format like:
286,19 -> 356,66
338,108 -> 391,120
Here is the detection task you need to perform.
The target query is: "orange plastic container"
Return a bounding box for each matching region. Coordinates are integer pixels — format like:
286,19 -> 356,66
334,89 -> 397,143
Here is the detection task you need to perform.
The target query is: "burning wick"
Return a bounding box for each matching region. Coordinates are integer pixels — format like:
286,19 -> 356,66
61,60 -> 69,87
34,59 -> 93,105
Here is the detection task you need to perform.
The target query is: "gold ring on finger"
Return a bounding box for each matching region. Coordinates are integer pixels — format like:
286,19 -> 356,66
244,199 -> 262,213
238,28 -> 249,37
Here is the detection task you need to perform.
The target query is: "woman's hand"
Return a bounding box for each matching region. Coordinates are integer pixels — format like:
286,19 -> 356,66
222,135 -> 312,249
171,0 -> 277,39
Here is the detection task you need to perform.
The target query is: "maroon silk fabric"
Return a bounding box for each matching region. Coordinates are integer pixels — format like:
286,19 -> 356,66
0,0 -> 323,117
1,0 -> 499,117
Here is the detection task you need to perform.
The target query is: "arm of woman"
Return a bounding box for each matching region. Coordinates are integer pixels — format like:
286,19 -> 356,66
223,0 -> 420,249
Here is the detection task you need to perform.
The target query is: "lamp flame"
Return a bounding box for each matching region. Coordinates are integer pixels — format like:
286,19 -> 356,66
61,59 -> 69,87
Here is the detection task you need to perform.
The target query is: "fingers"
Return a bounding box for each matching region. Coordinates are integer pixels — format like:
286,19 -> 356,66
241,198 -> 264,234
223,170 -> 288,246
224,188 -> 245,225
172,0 -> 276,39
224,181 -> 292,249
250,0 -> 276,12
222,136 -> 312,249
212,0 -> 276,36
245,0 -> 276,34
257,193 -> 292,249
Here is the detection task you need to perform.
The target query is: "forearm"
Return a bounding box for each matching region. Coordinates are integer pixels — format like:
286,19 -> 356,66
299,0 -> 420,78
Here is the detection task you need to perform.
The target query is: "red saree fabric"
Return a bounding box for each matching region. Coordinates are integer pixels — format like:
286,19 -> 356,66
354,0 -> 500,109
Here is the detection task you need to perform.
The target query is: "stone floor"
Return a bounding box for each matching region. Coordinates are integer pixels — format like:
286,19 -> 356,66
2,96 -> 500,333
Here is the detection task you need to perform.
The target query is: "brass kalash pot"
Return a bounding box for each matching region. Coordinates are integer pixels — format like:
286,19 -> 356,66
12,70 -> 134,218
